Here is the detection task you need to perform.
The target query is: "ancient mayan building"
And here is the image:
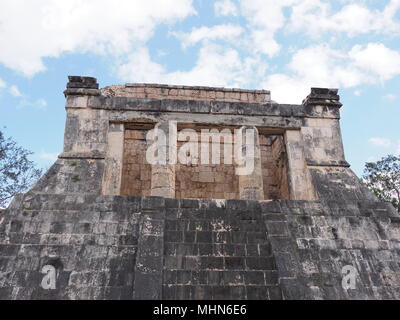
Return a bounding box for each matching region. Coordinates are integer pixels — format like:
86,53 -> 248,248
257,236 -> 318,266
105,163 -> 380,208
1,76 -> 399,300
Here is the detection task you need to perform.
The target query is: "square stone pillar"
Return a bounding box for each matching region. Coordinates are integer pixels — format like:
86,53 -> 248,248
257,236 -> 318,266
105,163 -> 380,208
150,121 -> 177,198
62,76 -> 107,158
301,88 -> 349,168
284,130 -> 316,200
237,126 -> 264,200
102,123 -> 125,195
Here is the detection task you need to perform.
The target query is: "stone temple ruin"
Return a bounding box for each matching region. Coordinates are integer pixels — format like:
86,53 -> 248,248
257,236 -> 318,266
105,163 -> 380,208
1,76 -> 400,300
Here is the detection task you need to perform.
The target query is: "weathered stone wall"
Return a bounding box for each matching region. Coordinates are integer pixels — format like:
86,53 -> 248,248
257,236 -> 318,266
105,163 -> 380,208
302,118 -> 347,167
31,158 -> 105,195
1,194 -> 399,300
119,127 -> 286,201
63,108 -> 108,156
175,131 -> 240,200
101,84 -> 271,104
301,89 -> 348,168
121,129 -> 152,197
0,194 -> 141,300
4,77 -> 396,300
271,136 -> 290,200
53,77 -> 363,203
260,135 -> 290,200
261,200 -> 400,299
260,136 -> 278,199
309,167 -> 378,202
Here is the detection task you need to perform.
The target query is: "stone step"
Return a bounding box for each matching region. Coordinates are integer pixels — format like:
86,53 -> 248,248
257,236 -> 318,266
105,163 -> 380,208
164,243 -> 272,257
161,202 -> 280,300
162,284 -> 283,300
163,255 -> 276,271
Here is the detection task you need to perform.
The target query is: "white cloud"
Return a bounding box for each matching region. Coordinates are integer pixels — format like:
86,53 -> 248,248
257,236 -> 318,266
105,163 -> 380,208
235,0 -> 400,59
38,152 -> 59,161
214,0 -> 239,17
354,90 -> 362,96
0,0 -> 195,76
117,47 -> 165,84
349,43 -> 400,82
9,85 -> 22,97
239,0 -> 294,57
157,49 -> 168,57
0,0 -> 399,109
173,24 -> 244,48
17,98 -> 48,109
263,43 -> 400,103
117,43 -> 267,88
263,73 -> 311,104
369,137 -> 392,148
0,78 -> 6,89
287,0 -> 400,37
35,99 -> 48,109
234,0 -> 400,59
383,93 -> 397,101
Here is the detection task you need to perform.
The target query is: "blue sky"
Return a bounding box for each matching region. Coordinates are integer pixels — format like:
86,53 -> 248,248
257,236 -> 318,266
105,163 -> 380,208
0,0 -> 399,176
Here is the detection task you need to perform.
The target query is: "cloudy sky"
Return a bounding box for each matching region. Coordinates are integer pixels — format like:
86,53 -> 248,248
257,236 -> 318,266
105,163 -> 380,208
0,0 -> 399,176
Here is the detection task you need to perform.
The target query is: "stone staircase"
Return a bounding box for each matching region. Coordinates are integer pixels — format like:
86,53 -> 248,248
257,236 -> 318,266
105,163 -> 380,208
161,198 -> 282,300
2,193 -> 400,300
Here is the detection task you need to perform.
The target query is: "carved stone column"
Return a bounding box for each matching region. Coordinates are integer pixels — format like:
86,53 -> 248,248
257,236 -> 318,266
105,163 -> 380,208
284,130 -> 316,200
102,123 -> 125,195
150,121 -> 177,198
237,126 -> 264,200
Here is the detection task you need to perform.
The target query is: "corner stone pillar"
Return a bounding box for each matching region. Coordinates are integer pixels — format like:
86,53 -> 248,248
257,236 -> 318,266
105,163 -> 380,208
62,76 -> 106,158
284,130 -> 316,200
301,88 -> 349,168
150,121 -> 177,198
102,123 -> 125,195
238,126 -> 264,200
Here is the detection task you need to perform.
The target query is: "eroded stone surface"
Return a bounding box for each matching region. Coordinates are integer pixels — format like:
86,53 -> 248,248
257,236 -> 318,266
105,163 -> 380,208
101,83 -> 271,104
0,77 -> 397,300
1,195 -> 399,300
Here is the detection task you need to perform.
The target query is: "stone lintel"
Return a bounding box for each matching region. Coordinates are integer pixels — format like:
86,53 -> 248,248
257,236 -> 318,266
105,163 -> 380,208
64,88 -> 101,97
88,95 -> 305,119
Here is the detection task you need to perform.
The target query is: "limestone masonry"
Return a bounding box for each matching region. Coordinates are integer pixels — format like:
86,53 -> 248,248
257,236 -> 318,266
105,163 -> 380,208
1,76 -> 399,300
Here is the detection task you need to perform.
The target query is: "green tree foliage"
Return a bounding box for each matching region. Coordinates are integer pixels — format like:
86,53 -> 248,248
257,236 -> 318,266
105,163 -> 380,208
0,130 -> 42,208
363,154 -> 400,213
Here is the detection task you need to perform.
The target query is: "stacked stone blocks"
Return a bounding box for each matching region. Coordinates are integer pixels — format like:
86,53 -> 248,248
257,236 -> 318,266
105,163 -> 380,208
162,199 -> 281,300
2,195 -> 400,300
1,77 -> 399,300
101,83 -> 271,104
